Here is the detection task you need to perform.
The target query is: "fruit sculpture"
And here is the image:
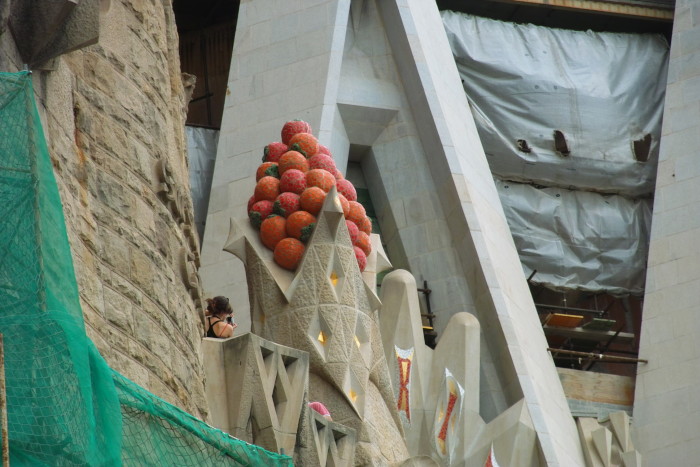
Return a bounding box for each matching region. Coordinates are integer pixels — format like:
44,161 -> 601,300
247,120 -> 373,271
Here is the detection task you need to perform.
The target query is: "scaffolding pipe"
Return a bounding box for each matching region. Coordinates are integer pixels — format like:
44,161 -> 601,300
536,303 -> 604,316
547,347 -> 648,364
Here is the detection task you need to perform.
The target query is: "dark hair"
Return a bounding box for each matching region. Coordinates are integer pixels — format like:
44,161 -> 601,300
206,296 -> 232,316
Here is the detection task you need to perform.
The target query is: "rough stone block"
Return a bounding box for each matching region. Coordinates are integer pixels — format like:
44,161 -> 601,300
10,0 -> 99,68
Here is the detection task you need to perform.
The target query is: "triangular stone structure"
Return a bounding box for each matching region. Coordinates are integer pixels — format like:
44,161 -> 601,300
200,0 -> 586,464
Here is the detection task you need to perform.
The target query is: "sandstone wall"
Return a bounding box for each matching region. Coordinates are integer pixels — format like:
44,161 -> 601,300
0,0 -> 209,419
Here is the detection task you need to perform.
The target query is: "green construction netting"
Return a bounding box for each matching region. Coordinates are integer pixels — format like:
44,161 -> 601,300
0,71 -> 292,467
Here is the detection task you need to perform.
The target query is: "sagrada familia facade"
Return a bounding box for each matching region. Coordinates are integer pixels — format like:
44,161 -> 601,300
2,0 -> 697,465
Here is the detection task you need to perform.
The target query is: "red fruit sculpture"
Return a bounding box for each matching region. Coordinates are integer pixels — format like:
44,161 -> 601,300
354,246 -> 367,272
346,220 -> 360,245
249,200 -> 274,229
308,153 -> 337,173
256,162 -> 279,181
273,192 -> 301,218
281,120 -> 312,145
279,169 -> 307,194
263,142 -> 288,162
336,179 -> 357,201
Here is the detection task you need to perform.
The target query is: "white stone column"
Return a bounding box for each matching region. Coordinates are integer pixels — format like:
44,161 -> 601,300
633,2 -> 700,465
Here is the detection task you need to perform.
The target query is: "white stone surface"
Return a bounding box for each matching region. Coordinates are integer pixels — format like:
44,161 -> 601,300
633,2 -> 700,466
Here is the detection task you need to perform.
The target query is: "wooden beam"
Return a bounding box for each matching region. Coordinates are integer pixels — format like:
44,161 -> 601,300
543,324 -> 635,344
477,0 -> 674,21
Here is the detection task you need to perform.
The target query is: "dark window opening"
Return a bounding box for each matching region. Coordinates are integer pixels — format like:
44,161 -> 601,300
173,0 -> 240,129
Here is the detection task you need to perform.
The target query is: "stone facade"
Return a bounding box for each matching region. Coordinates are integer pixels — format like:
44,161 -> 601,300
0,1 -> 209,419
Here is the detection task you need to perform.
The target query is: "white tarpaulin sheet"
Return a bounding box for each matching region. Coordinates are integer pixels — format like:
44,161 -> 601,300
495,180 -> 652,296
441,11 -> 669,197
187,126 -> 219,241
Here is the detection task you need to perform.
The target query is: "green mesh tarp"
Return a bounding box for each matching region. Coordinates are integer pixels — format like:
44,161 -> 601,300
0,71 -> 292,467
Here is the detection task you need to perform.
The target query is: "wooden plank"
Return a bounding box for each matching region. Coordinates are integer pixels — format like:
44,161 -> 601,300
480,0 -> 674,20
543,324 -> 635,344
557,367 -> 635,406
544,313 -> 584,328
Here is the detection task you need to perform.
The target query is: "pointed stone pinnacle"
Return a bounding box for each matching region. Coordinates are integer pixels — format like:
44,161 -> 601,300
318,186 -> 345,236
222,217 -> 248,263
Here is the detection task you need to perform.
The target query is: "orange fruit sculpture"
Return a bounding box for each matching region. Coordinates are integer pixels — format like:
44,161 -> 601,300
306,169 -> 336,193
278,151 -> 309,175
260,215 -> 287,250
274,237 -> 306,270
289,132 -> 319,158
254,176 -> 280,202
286,210 -> 316,242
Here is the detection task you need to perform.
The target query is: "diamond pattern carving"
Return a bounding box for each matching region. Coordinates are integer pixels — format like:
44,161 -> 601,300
223,189 -> 408,462
202,334 -> 308,455
309,409 -> 356,467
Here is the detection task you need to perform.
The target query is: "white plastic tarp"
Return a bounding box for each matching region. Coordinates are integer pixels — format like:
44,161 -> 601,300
187,126 -> 219,241
441,11 -> 669,197
495,179 -> 651,296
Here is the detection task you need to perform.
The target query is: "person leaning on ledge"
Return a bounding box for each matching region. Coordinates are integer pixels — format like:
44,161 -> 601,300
204,296 -> 237,338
